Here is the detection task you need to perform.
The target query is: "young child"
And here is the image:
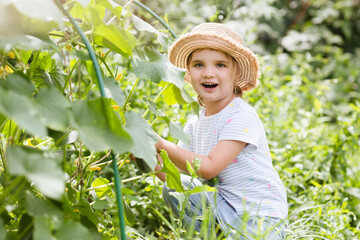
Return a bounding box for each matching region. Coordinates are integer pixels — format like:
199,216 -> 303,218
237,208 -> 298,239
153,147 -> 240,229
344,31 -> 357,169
154,23 -> 288,239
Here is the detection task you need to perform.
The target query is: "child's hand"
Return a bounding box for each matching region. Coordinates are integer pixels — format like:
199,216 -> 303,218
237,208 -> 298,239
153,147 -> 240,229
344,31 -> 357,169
153,132 -> 164,153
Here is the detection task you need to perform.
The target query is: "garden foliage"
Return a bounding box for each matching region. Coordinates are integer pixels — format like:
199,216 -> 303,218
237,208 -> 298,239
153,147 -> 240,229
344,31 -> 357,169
0,0 -> 359,239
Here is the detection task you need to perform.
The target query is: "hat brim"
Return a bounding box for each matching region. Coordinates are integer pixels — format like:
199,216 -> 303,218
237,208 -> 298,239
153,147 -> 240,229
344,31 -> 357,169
169,33 -> 260,91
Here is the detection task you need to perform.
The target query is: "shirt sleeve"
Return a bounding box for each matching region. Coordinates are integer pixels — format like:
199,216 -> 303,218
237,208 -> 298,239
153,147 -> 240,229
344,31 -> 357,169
218,109 -> 262,149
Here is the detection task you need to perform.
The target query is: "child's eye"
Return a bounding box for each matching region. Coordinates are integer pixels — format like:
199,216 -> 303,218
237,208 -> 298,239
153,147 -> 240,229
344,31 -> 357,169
216,63 -> 226,67
193,63 -> 204,68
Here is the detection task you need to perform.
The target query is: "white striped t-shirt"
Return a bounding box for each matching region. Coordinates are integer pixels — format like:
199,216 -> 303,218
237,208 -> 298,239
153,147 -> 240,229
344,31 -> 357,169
178,97 -> 288,220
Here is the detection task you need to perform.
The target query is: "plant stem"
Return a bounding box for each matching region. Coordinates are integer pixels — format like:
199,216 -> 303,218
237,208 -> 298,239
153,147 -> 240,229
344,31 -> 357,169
132,0 -> 178,39
53,1 -> 127,239
142,82 -> 170,118
123,78 -> 140,110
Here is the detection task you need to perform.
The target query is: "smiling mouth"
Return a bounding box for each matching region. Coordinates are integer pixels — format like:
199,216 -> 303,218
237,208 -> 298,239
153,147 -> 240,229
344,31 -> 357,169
202,83 -> 218,89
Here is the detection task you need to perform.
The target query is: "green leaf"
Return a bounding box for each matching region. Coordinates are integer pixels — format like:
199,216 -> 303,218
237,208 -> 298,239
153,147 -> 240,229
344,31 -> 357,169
0,112 -> 6,127
188,185 -> 216,195
77,196 -> 101,226
6,0 -> 63,24
33,216 -> 54,240
92,199 -> 108,210
145,98 -> 165,117
132,14 -> 169,49
103,77 -> 126,106
55,220 -> 94,240
0,89 -> 47,136
91,178 -> 113,198
124,111 -> 158,170
0,2 -> 59,49
25,191 -> 64,228
1,73 -> 35,96
162,116 -> 191,145
35,88 -> 69,131
160,150 -> 184,192
0,219 -> 6,240
169,120 -> 191,145
71,97 -> 133,154
123,199 -> 135,225
132,48 -> 185,87
90,7 -> 136,58
161,83 -> 195,105
8,147 -> 65,199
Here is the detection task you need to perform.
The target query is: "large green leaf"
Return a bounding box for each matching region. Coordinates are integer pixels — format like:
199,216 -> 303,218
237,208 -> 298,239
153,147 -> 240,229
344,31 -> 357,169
124,111 -> 158,170
8,147 -> 65,200
90,7 -> 137,58
160,150 -> 184,192
5,0 -> 62,24
25,191 -> 64,227
71,97 -> 133,154
0,74 -> 70,136
0,1 -> 60,49
132,14 -> 169,49
33,216 -> 54,240
35,88 -> 70,131
0,89 -> 47,137
55,220 -> 94,240
132,48 -> 185,88
1,73 -> 34,96
103,77 -> 126,106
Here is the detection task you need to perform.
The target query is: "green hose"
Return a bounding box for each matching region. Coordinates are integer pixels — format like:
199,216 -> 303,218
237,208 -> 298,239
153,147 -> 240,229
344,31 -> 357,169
53,1 -> 127,239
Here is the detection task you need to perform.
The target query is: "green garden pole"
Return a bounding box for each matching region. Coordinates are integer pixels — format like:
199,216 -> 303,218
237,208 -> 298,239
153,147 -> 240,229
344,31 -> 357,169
53,1 -> 127,239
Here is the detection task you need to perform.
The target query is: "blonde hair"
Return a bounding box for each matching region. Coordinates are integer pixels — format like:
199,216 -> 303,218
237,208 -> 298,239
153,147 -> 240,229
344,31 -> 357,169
186,49 -> 243,107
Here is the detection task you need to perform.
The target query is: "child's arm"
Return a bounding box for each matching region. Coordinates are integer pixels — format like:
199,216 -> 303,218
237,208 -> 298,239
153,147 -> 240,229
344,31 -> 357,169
155,135 -> 245,180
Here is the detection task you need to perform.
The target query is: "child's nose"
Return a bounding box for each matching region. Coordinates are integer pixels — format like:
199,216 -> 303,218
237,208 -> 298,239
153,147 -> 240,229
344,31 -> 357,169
202,66 -> 215,77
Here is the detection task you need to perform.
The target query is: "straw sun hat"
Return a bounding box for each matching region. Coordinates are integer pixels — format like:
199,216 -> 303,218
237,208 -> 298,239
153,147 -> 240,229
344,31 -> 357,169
168,23 -> 260,91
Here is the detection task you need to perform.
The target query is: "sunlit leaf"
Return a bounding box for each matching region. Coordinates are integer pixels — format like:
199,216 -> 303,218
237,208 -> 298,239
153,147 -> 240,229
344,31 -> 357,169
124,111 -> 158,169
71,97 -> 133,153
90,7 -> 137,58
5,0 -> 62,24
8,147 -> 65,199
188,185 -> 216,195
0,1 -> 60,49
75,0 -> 91,8
161,83 -> 195,105
160,150 -> 184,192
91,178 -> 113,198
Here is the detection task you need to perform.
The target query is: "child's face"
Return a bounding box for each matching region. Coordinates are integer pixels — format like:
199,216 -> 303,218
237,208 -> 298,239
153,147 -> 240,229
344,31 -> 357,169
188,49 -> 236,108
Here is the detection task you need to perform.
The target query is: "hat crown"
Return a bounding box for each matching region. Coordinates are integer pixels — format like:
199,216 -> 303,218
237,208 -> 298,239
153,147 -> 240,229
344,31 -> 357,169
191,23 -> 244,46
